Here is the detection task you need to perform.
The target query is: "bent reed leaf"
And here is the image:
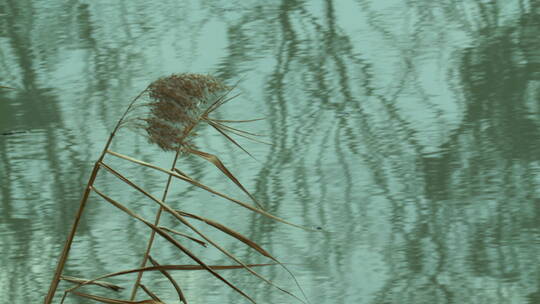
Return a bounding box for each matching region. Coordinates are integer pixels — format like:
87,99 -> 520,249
209,123 -> 257,159
206,118 -> 270,140
184,147 -> 265,209
174,210 -> 273,259
157,226 -> 207,247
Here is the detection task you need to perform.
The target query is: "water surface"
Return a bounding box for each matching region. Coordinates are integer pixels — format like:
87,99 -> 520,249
1,1 -> 539,303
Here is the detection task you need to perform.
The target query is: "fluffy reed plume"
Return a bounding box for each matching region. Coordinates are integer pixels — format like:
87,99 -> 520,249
44,74 -> 313,304
142,74 -> 228,151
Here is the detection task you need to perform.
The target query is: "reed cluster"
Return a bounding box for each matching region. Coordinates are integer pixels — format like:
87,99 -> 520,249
43,74 -> 311,304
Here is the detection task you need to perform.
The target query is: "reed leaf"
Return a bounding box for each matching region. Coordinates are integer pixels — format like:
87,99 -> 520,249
70,291 -> 163,304
157,226 -> 207,247
61,276 -> 124,292
184,147 -> 264,209
206,119 -> 271,142
174,210 -> 273,258
208,123 -> 257,159
209,117 -> 266,124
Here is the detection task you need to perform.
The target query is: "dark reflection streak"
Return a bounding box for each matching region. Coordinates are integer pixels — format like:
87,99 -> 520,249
497,168 -> 510,280
314,126 -> 333,230
431,219 -> 453,303
324,0 -> 353,175
323,0 -> 356,250
2,2 -> 51,302
374,68 -> 427,150
291,116 -> 318,223
0,140 -> 21,301
263,0 -> 301,237
245,1 -> 303,301
476,1 -> 498,30
438,1 -> 472,33
432,195 -> 454,302
407,7 -> 446,112
4,0 -> 67,226
404,4 -> 456,300
81,5 -> 115,127
5,0 -> 35,91
353,1 -> 438,152
494,171 -> 512,304
351,6 -> 422,149
77,33 -> 98,151
214,25 -> 243,81
0,141 -> 13,218
119,2 -> 134,42
518,0 -> 528,14
498,165 -> 520,280
356,0 -> 399,50
288,8 -> 332,234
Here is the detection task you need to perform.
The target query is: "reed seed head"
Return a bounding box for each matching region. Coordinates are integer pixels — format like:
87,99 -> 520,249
141,74 -> 230,151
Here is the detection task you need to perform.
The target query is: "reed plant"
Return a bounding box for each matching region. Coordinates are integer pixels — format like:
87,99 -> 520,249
43,74 -> 312,304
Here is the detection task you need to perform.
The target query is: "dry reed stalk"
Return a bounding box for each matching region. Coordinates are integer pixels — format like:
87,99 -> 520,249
44,73 -> 312,304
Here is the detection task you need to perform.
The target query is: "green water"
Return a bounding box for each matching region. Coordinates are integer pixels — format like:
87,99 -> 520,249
1,1 -> 539,303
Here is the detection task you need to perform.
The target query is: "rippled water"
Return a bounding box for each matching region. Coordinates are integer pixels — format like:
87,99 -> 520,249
1,1 -> 539,303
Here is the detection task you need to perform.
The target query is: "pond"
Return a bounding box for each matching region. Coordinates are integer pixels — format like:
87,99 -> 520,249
1,1 -> 539,303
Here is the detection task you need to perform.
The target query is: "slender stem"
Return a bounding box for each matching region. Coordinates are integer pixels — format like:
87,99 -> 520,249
129,150 -> 181,300
43,133 -> 115,304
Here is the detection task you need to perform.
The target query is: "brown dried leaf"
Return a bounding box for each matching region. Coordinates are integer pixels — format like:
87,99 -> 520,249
61,275 -> 123,291
175,210 -> 273,258
71,291 -> 163,303
209,118 -> 266,124
209,123 -> 256,159
184,148 -> 264,209
158,226 -> 207,247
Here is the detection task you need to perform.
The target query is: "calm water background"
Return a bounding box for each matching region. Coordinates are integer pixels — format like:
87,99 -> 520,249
1,1 -> 540,303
